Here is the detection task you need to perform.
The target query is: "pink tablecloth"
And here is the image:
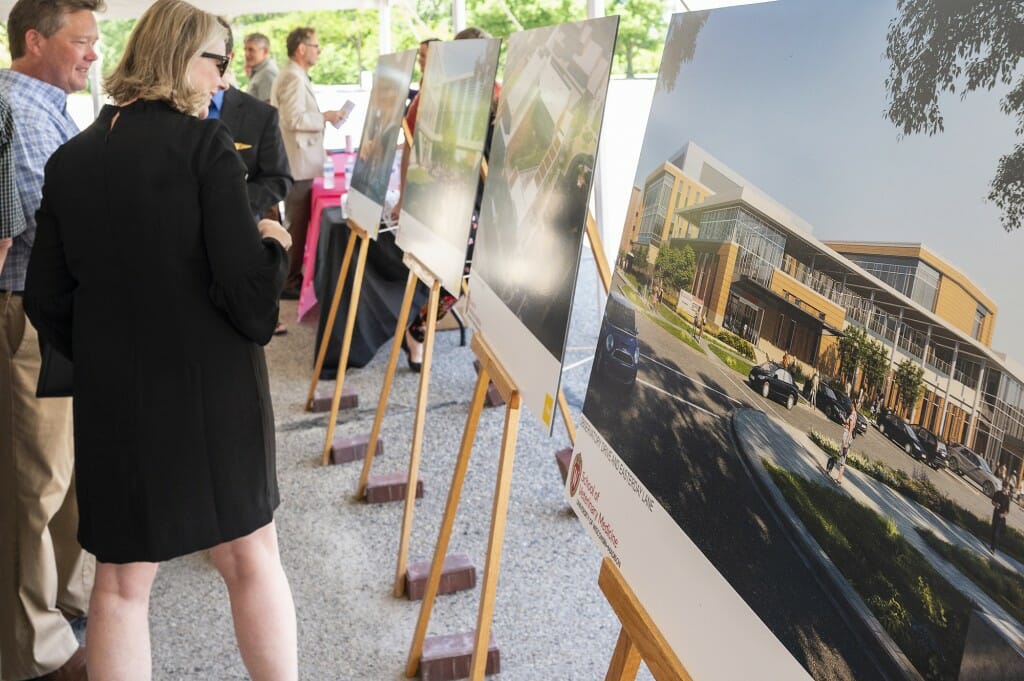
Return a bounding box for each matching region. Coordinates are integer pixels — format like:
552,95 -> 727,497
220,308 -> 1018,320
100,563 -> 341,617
297,151 -> 355,321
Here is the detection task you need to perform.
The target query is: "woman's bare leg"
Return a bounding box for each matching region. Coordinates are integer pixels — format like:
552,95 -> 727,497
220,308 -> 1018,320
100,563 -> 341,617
210,522 -> 297,681
86,561 -> 159,681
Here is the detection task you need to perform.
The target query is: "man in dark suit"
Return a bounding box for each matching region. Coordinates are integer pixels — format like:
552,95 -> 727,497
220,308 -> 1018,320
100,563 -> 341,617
212,18 -> 293,332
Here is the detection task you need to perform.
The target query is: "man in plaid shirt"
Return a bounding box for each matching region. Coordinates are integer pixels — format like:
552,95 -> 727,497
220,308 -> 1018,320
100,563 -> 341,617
0,0 -> 104,679
0,90 -> 25,274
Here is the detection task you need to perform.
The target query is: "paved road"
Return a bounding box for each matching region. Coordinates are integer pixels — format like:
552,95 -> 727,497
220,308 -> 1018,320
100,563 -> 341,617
583,288 -> 893,680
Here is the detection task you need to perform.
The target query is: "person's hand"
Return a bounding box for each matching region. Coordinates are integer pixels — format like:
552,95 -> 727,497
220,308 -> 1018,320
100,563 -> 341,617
259,219 -> 292,251
323,109 -> 343,126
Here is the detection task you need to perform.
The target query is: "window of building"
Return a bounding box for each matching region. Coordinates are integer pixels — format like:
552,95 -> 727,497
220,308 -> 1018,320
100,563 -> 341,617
973,304 -> 988,340
637,173 -> 674,245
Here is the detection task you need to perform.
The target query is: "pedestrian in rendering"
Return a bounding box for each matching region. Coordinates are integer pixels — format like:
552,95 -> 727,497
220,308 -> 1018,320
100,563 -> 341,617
828,404 -> 858,484
809,370 -> 820,411
991,482 -> 1012,553
698,311 -> 707,340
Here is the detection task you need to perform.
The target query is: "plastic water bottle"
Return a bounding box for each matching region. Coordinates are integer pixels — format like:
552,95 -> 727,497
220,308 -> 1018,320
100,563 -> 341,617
344,156 -> 354,189
323,155 -> 335,189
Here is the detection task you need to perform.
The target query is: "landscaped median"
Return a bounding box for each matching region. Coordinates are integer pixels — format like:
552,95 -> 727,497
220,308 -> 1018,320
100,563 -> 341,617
807,430 -> 1024,566
766,462 -> 970,680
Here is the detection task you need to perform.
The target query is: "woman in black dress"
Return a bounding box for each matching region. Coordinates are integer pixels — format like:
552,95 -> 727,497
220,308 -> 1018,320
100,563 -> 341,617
24,0 -> 297,677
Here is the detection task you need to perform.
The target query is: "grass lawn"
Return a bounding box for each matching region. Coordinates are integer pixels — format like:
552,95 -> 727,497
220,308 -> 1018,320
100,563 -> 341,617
708,342 -> 754,376
807,431 -> 1024,567
618,287 -> 705,354
766,462 -> 970,680
918,528 -> 1024,626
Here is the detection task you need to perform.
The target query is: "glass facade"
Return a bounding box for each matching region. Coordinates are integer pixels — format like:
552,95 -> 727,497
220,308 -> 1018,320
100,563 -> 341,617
637,173 -> 674,245
688,206 -> 786,289
847,255 -> 939,311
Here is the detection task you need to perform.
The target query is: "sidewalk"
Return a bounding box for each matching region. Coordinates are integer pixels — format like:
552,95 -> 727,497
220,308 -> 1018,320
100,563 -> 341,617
733,407 -> 1024,651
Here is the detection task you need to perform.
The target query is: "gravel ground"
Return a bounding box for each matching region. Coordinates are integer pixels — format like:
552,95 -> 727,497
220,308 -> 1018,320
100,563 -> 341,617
143,254 -> 655,680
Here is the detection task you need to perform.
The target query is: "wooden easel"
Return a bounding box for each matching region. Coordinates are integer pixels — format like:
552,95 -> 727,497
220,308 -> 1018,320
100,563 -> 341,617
354,253 -> 442,596
404,333 -> 522,679
599,558 -> 690,681
305,219 -> 372,465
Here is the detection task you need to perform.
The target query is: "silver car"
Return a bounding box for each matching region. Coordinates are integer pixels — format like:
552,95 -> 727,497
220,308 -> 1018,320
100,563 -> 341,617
947,444 -> 1001,497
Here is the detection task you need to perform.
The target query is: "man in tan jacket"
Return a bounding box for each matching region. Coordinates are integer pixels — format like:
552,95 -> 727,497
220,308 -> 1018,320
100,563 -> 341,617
271,27 -> 346,297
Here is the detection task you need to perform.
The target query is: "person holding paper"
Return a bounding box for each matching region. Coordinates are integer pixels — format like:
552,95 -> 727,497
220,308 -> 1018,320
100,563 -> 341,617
24,1 -> 297,676
272,26 -> 349,298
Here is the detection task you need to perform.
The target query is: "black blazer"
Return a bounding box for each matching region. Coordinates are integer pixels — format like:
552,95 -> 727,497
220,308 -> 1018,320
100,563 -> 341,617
219,86 -> 292,220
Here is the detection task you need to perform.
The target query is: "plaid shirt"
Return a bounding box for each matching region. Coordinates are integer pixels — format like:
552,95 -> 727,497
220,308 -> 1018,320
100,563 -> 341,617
0,90 -> 26,242
0,69 -> 79,291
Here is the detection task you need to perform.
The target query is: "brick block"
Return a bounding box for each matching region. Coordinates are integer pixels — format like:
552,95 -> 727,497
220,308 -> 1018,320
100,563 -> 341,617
472,360 -> 505,408
405,553 -> 476,601
309,387 -> 358,413
364,471 -> 424,504
329,433 -> 384,465
420,631 -> 499,681
555,447 -> 573,484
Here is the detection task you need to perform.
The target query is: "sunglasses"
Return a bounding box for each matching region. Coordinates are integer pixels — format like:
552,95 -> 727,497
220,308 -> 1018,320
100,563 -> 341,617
201,52 -> 230,76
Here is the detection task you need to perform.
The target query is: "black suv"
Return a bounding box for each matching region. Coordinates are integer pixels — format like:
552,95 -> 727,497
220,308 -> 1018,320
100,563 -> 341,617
911,426 -> 949,470
804,381 -> 868,434
876,409 -> 925,460
749,362 -> 799,410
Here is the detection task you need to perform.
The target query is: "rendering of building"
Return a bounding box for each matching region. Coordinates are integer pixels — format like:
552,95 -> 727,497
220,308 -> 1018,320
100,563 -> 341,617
621,142 -> 1024,471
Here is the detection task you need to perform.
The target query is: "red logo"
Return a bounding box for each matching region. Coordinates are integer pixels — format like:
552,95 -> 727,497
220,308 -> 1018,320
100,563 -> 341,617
569,452 -> 583,496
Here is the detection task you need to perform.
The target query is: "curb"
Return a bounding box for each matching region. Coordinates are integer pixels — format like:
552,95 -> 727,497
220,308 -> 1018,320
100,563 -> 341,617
730,407 -> 924,681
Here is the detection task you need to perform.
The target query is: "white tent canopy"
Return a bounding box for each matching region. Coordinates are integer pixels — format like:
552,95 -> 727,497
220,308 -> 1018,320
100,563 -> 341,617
2,0 -> 383,21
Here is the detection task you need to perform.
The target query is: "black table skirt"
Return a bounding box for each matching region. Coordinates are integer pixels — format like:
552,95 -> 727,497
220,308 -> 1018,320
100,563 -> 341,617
313,207 -> 428,379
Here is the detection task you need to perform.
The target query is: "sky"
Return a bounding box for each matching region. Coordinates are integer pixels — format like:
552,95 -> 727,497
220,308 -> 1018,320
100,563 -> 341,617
633,0 -> 1023,357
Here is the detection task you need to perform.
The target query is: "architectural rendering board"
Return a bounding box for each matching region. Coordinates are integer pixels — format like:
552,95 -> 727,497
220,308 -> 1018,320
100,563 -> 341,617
467,16 -> 618,432
347,49 -> 416,237
571,2 -> 1020,679
396,39 -> 501,292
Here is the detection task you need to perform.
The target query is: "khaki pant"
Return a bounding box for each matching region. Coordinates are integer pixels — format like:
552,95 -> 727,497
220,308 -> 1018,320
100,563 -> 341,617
282,179 -> 313,291
0,292 -> 94,680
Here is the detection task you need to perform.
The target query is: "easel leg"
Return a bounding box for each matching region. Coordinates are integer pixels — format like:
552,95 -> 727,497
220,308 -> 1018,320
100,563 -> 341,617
320,235 -> 370,465
468,392 -> 522,680
586,212 -> 612,296
356,271 -> 419,497
305,229 -> 358,410
604,629 -> 642,681
405,368 -> 490,678
393,280 -> 441,596
557,388 -> 577,445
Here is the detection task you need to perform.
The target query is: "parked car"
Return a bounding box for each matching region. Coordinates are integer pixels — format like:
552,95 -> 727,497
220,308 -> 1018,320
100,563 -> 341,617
911,425 -> 949,469
594,292 -> 639,385
803,381 -> 868,434
947,444 -> 1001,496
748,362 -> 799,409
876,409 -> 925,460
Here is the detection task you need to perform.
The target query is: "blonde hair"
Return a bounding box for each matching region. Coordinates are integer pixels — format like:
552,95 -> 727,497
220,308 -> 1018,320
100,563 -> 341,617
103,0 -> 224,115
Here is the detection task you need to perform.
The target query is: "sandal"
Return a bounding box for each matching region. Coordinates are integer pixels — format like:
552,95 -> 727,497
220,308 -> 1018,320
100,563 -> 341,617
274,321 -> 288,336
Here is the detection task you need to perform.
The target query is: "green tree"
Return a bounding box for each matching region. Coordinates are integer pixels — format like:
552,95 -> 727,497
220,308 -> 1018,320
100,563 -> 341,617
885,0 -> 1024,232
468,0 -> 578,38
892,359 -> 925,418
653,244 -> 695,293
606,0 -> 666,78
837,325 -> 869,387
0,23 -> 10,69
861,338 -> 889,400
99,19 -> 136,77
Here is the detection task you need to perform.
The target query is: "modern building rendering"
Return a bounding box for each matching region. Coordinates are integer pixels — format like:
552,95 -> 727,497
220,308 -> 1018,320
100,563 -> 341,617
622,142 -> 1024,471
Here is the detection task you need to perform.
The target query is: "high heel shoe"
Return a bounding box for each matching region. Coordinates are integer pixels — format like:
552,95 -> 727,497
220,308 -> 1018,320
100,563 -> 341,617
401,332 -> 422,373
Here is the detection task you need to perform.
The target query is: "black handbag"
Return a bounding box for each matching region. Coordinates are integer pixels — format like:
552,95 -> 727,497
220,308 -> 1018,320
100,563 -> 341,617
36,338 -> 73,398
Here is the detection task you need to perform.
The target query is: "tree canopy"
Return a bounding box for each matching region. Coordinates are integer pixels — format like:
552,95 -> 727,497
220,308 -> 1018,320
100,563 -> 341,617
885,0 -> 1024,232
654,244 -> 695,293
893,359 -> 925,418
